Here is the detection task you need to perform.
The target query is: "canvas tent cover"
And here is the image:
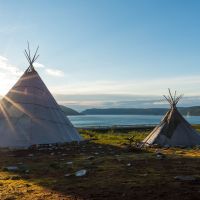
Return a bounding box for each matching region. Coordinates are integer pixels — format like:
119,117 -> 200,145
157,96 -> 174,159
143,90 -> 200,147
0,45 -> 82,147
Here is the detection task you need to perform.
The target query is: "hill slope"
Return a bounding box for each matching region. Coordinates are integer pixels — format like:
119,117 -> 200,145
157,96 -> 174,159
59,105 -> 81,115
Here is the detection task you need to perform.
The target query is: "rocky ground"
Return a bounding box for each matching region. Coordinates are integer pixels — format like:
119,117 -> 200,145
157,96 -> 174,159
1,129 -> 200,200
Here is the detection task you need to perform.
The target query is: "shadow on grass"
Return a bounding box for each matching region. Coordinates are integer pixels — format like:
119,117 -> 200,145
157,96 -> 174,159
1,141 -> 200,200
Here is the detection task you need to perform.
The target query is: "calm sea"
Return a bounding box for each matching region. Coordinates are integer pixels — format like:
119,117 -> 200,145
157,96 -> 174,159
68,115 -> 200,128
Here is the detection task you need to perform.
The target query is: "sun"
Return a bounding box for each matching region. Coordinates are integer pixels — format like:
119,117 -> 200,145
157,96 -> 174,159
0,77 -> 16,97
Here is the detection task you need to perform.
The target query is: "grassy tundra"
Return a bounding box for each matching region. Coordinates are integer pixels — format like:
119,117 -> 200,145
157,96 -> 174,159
1,126 -> 200,200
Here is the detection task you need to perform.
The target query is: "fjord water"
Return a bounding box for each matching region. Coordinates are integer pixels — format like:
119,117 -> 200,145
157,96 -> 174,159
68,115 -> 200,128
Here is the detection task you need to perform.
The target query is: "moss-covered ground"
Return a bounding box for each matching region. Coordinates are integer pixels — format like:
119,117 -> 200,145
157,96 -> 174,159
1,126 -> 200,199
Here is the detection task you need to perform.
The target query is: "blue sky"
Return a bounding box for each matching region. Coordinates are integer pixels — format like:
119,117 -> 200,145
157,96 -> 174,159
1,0 -> 200,110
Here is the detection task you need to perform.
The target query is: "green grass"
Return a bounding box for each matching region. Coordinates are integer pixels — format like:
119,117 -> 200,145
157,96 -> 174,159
79,129 -> 149,146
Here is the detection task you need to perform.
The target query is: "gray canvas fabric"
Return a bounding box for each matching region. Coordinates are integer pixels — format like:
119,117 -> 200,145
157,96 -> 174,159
0,69 -> 82,148
143,107 -> 200,147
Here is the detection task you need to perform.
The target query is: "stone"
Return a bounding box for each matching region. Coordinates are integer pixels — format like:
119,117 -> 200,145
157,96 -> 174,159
174,175 -> 197,181
140,173 -> 148,177
66,161 -> 73,165
64,173 -> 72,177
126,163 -> 131,167
4,166 -> 19,171
156,152 -> 166,159
87,156 -> 95,160
75,169 -> 87,177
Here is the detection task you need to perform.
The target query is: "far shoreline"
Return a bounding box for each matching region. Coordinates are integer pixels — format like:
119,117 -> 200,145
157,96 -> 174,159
76,124 -> 200,132
77,125 -> 155,132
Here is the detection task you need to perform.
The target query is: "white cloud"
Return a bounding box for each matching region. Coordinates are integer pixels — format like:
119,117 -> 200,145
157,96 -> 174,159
32,62 -> 65,77
48,75 -> 200,110
153,101 -> 168,105
0,55 -> 22,76
33,62 -> 45,68
0,56 -> 8,62
45,68 -> 64,77
0,54 -> 65,95
54,93 -> 200,111
0,55 -> 23,95
49,75 -> 200,96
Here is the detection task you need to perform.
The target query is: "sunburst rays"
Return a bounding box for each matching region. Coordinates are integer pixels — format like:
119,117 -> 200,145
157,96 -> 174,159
0,102 -> 15,132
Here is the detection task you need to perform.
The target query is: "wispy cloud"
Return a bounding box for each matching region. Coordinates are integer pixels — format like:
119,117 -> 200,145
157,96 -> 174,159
0,25 -> 24,34
49,75 -> 200,96
51,76 -> 200,111
0,55 -> 65,94
33,62 -> 45,68
45,68 -> 65,77
33,62 -> 65,77
0,56 -> 22,76
1,54 -> 200,111
0,55 -> 23,95
54,94 -> 200,111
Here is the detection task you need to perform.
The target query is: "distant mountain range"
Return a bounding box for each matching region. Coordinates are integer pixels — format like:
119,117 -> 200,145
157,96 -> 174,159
81,107 -> 200,116
58,105 -> 200,116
